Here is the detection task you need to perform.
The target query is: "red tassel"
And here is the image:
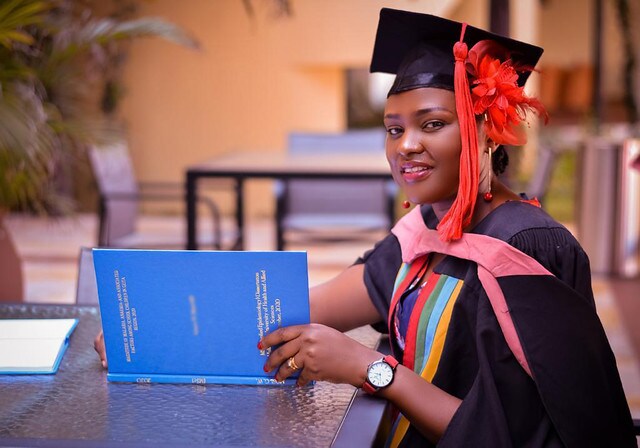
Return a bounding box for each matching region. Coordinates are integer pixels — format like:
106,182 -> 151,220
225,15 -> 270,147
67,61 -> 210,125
437,23 -> 479,242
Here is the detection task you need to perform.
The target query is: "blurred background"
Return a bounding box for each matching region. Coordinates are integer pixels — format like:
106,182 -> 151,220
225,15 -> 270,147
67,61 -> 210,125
2,0 -> 637,219
78,0 -> 637,221
0,0 -> 639,413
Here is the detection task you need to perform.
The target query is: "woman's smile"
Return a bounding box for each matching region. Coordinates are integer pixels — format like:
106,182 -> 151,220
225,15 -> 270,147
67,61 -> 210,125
400,161 -> 434,183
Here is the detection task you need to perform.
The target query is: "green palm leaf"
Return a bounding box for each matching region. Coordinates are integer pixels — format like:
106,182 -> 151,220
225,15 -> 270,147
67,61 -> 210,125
0,1 -> 198,213
48,17 -> 199,67
0,0 -> 49,48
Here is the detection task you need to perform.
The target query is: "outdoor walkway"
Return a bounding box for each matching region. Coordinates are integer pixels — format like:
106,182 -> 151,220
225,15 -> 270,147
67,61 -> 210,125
5,213 -> 640,422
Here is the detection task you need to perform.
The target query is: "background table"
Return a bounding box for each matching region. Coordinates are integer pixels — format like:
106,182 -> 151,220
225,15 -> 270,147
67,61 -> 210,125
0,304 -> 388,447
186,152 -> 393,250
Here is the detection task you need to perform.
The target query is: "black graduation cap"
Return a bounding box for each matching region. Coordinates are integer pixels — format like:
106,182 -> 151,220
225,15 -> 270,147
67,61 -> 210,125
370,8 -> 544,95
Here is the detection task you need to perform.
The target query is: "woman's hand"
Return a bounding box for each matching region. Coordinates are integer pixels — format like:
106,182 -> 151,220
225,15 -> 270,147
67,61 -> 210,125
259,323 -> 381,387
94,331 -> 108,368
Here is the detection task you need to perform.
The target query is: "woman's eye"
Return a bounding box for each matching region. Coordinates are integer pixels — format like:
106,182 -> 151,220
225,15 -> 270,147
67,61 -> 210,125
423,121 -> 445,131
386,127 -> 403,137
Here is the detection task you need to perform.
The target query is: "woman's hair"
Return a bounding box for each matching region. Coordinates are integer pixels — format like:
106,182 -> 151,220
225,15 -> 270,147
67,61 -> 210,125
492,146 -> 509,175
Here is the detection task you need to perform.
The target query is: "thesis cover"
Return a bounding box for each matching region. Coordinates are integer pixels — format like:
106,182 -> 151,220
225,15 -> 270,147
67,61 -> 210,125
93,249 -> 309,385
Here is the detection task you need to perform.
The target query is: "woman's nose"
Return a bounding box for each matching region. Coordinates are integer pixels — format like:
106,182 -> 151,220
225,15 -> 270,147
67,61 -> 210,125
397,130 -> 424,156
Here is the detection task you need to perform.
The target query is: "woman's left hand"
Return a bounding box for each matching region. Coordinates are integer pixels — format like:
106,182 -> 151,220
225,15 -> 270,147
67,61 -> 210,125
259,323 -> 382,387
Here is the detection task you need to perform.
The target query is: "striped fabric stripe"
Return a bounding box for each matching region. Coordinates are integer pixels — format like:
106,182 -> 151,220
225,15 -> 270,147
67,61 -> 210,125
420,279 -> 463,381
419,276 -> 462,375
388,273 -> 464,448
385,417 -> 402,448
414,275 -> 447,373
393,263 -> 411,292
403,274 -> 440,371
387,257 -> 430,347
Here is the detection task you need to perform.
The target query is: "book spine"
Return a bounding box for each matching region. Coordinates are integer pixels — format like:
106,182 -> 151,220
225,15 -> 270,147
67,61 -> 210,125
50,319 -> 78,374
49,339 -> 70,374
107,372 -> 297,386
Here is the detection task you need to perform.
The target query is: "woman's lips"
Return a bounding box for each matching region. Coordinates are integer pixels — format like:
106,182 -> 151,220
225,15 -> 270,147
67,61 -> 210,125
400,163 -> 433,183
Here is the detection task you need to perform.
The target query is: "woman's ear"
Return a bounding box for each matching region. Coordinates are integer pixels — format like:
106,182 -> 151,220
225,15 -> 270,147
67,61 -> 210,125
476,120 -> 496,153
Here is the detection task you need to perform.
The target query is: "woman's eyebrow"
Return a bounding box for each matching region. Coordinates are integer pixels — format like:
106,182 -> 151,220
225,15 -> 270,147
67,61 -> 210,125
384,106 -> 452,120
414,106 -> 452,117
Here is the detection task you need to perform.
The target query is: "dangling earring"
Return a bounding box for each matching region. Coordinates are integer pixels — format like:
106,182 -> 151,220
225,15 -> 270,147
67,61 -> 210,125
402,200 -> 411,209
483,147 -> 493,202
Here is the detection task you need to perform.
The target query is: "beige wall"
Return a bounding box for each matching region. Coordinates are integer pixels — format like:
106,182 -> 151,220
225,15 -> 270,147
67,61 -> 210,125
119,0 -> 486,217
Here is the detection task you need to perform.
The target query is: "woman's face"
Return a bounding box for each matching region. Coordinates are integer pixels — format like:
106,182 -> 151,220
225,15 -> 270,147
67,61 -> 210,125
384,87 -> 462,206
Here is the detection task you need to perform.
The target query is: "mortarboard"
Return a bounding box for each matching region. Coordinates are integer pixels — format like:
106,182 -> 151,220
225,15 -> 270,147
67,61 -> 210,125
370,8 -> 544,94
369,8 -> 547,241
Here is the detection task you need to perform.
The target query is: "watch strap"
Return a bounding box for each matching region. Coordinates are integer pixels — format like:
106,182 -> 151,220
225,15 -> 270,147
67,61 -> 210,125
362,379 -> 378,394
383,354 -> 399,370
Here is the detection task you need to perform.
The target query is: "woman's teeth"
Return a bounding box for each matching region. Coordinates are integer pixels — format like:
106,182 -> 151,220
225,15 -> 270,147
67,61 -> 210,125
402,166 -> 430,173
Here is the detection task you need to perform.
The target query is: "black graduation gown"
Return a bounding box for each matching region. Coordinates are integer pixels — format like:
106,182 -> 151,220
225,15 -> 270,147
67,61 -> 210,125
357,201 -> 635,447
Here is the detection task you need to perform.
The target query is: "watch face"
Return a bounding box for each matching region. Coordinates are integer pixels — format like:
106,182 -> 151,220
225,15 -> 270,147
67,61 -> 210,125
367,360 -> 394,388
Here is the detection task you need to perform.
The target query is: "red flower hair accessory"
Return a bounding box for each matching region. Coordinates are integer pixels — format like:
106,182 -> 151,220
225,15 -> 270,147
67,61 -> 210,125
438,34 -> 548,243
466,40 -> 548,146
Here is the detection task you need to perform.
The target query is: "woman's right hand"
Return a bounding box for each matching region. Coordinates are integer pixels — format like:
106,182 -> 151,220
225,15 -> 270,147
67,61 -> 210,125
260,323 -> 381,387
94,331 -> 107,368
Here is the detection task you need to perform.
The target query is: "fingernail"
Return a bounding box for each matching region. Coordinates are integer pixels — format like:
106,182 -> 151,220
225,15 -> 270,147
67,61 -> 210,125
263,364 -> 270,372
257,341 -> 263,350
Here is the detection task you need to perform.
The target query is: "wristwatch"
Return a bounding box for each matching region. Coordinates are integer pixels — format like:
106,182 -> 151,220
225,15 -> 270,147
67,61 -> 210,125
362,355 -> 399,394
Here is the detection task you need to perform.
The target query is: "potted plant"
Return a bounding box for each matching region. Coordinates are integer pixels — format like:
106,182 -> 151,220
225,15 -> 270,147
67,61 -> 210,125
0,0 -> 197,301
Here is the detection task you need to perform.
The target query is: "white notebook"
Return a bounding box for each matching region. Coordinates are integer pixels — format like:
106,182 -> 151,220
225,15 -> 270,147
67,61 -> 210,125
0,319 -> 78,374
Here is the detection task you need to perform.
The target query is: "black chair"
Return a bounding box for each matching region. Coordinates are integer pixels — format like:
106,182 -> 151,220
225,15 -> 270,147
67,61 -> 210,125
274,130 -> 397,251
88,143 -> 223,249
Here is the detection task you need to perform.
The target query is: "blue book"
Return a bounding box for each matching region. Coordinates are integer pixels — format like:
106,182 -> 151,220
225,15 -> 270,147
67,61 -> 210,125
93,249 -> 310,385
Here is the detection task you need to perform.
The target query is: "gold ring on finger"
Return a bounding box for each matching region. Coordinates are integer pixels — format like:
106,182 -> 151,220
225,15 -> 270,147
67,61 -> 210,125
287,356 -> 300,371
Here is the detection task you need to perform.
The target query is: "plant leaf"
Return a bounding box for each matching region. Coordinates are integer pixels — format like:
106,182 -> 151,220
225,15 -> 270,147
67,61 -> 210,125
0,30 -> 34,46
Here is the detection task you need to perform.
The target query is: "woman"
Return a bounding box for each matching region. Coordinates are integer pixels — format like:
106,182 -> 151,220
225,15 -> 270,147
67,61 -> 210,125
257,8 -> 635,447
96,8 -> 634,447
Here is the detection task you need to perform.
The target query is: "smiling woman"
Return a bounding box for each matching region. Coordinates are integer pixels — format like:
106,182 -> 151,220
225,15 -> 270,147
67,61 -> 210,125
258,8 -> 636,447
87,7 -> 638,447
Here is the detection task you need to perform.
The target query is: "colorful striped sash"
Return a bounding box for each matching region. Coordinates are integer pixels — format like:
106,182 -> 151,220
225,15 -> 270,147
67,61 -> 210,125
385,205 -> 550,447
387,260 -> 464,447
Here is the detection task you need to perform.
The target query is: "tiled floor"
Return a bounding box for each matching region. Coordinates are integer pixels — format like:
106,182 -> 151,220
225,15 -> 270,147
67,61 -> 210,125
4,212 -> 640,421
